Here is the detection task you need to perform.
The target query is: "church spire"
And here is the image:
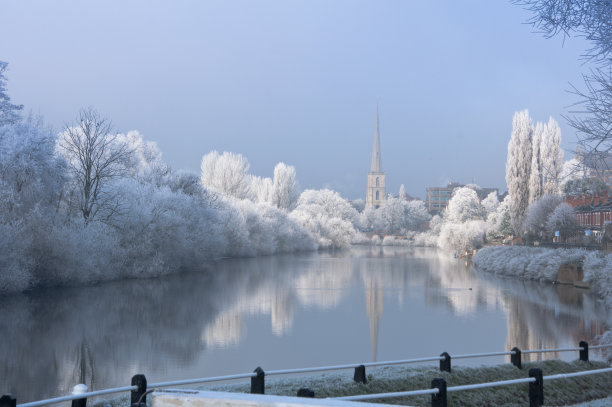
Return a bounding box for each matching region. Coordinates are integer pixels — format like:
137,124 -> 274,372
370,104 -> 382,172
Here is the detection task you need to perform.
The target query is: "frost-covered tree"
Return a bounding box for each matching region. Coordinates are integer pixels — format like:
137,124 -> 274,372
486,195 -> 512,237
438,220 -> 487,254
481,191 -> 499,216
506,110 -> 533,234
249,175 -> 274,204
562,177 -> 608,196
271,162 -> 299,210
529,122 -> 544,203
351,199 -> 366,213
200,151 -> 251,199
374,197 -> 430,234
541,118 -> 563,195
290,189 -> 360,248
546,202 -> 578,241
58,108 -> 133,223
0,62 -> 23,127
444,187 -> 484,223
523,194 -> 564,237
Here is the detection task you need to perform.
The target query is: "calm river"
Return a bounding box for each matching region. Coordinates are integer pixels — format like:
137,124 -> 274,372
1,246 -> 608,403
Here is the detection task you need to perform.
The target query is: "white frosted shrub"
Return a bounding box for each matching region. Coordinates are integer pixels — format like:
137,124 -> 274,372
438,220 -> 486,253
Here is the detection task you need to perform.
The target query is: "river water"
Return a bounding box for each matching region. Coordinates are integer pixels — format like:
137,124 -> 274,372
0,246 -> 608,403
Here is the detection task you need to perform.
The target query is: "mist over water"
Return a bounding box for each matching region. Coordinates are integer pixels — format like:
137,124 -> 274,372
1,247 -> 607,403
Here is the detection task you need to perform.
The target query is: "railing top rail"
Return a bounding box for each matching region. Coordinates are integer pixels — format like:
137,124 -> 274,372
452,351 -> 515,360
522,347 -> 583,354
333,388 -> 439,401
589,344 -> 612,350
16,386 -> 137,407
149,373 -> 257,388
446,377 -> 535,393
543,367 -> 612,381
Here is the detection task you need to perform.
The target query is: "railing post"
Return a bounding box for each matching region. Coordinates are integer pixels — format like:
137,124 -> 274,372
511,347 -> 522,369
431,378 -> 447,407
251,367 -> 265,394
353,365 -> 367,384
528,368 -> 543,407
297,388 -> 315,398
0,395 -> 16,407
71,384 -> 88,407
131,374 -> 148,407
579,341 -> 589,362
439,352 -> 451,373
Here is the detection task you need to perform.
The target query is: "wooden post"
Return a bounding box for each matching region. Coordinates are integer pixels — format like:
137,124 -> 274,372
131,374 -> 147,406
353,365 -> 367,384
440,352 -> 451,373
251,367 -> 265,394
579,341 -> 589,362
529,368 -> 543,407
511,347 -> 522,369
0,395 -> 16,407
431,378 -> 447,407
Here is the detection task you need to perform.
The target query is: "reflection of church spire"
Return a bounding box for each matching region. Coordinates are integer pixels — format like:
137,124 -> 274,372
365,279 -> 383,362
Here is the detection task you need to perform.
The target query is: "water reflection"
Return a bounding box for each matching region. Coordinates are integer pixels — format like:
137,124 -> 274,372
0,247 -> 607,403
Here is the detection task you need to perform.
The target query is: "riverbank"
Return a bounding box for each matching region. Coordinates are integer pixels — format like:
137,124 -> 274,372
94,360 -> 611,407
473,246 -> 612,312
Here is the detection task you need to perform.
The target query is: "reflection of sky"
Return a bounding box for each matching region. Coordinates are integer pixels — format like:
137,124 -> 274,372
1,247 -> 607,403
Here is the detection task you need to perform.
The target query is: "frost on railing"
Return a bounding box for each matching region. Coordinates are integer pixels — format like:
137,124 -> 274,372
2,341 -> 612,407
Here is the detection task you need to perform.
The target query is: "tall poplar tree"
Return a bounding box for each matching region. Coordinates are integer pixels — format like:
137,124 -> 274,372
506,110 -> 533,234
529,122 -> 544,204
542,117 -> 563,195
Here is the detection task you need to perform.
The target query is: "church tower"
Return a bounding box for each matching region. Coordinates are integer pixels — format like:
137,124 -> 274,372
366,106 -> 386,208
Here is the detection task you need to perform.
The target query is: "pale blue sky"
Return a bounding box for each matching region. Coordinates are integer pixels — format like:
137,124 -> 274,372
0,1 -> 591,199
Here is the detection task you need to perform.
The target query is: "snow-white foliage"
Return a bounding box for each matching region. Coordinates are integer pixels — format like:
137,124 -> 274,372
249,175 -> 274,204
290,189 -> 360,248
473,246 -> 587,282
529,122 -> 544,203
444,187 -> 484,223
542,117 -> 563,195
562,176 -> 608,196
522,194 -> 564,236
438,220 -> 487,253
546,202 -> 578,239
200,151 -> 252,199
271,162 -> 299,210
506,110 -> 533,234
373,197 -> 430,234
481,191 -> 499,216
0,112 -> 319,290
351,198 -> 366,213
115,130 -> 167,183
559,157 -> 589,190
486,194 -> 512,237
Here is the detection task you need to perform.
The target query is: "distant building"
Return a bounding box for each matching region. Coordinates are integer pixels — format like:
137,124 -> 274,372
567,191 -> 612,230
365,106 -> 386,209
426,182 -> 462,214
426,182 -> 498,214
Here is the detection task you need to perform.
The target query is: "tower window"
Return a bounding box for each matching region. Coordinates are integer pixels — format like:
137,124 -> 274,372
376,177 -> 380,187
376,190 -> 379,200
